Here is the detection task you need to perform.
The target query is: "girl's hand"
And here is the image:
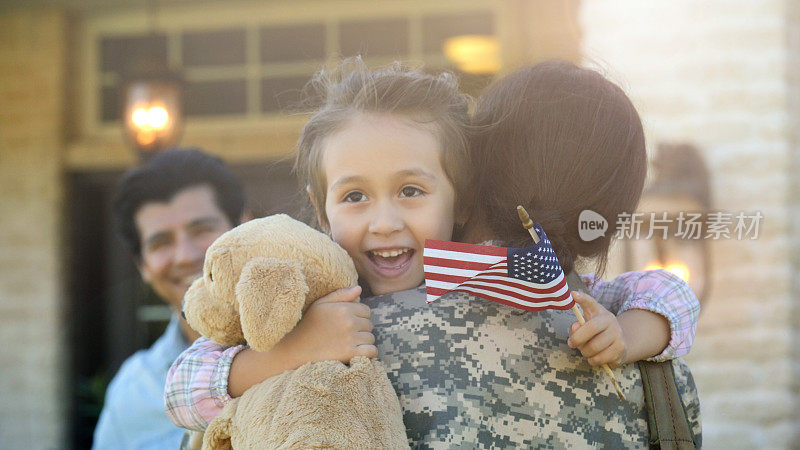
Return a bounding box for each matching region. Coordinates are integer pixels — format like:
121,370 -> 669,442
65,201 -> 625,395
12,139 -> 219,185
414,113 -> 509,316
282,286 -> 377,364
228,286 -> 376,398
567,291 -> 628,369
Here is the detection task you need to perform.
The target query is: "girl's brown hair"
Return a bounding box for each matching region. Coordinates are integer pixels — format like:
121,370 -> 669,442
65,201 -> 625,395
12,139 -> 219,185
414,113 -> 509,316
294,57 -> 472,228
470,60 -> 647,275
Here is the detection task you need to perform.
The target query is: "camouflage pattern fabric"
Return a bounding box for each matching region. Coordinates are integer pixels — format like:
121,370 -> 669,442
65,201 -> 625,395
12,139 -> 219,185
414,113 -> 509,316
363,286 -> 702,449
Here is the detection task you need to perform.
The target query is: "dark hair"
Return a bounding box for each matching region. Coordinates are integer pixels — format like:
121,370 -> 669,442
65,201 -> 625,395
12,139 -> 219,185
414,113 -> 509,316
470,60 -> 647,275
112,147 -> 245,258
294,57 -> 472,228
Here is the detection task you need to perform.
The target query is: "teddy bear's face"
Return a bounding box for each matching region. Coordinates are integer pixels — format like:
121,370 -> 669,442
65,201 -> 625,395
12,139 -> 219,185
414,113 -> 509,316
182,242 -> 245,346
183,214 -> 359,350
202,247 -> 228,305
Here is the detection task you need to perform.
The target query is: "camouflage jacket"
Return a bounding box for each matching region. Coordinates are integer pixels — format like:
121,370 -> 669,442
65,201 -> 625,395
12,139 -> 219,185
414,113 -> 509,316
363,286 -> 701,449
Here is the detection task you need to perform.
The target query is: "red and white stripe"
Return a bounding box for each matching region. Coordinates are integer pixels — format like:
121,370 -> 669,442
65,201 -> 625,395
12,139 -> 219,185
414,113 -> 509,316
423,239 -> 574,311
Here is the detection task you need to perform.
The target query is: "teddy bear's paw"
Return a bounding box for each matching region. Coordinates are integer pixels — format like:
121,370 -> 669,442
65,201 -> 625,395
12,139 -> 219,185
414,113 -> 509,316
348,355 -> 372,369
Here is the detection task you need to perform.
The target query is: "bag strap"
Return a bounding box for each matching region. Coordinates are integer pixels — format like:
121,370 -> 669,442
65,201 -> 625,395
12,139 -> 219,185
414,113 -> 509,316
565,272 -> 696,449
638,360 -> 696,449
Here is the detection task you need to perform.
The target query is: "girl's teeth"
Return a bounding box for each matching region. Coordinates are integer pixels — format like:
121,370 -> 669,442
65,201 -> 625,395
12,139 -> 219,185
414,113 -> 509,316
373,249 -> 408,258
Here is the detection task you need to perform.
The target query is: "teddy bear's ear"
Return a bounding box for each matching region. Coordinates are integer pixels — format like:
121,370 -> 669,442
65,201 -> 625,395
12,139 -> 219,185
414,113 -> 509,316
183,277 -> 245,346
236,257 -> 309,352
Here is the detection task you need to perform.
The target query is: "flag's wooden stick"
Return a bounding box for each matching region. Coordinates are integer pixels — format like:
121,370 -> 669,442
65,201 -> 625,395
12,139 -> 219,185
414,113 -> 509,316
516,206 -> 626,401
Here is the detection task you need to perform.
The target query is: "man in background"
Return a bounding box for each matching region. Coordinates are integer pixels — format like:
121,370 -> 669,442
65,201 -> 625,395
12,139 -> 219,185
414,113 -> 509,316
93,148 -> 245,449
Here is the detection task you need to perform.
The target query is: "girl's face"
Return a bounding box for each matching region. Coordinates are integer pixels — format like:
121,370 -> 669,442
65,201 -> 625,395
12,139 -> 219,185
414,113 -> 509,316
320,113 -> 458,295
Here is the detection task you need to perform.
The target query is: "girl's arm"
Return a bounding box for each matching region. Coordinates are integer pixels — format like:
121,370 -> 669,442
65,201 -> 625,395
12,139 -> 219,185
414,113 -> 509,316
165,338 -> 245,431
165,286 -> 376,429
581,269 -> 700,362
228,286 -> 376,396
568,292 -> 672,368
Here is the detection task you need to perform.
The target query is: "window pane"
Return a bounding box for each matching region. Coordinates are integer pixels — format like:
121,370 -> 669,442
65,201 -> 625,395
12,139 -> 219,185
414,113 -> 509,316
185,79 -> 247,116
261,76 -> 312,113
260,24 -> 326,63
100,85 -> 121,122
182,28 -> 246,67
422,12 -> 493,54
100,34 -> 167,74
340,18 -> 408,57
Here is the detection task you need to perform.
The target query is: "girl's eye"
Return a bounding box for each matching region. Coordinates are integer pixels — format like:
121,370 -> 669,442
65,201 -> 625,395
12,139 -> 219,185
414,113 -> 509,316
399,186 -> 424,198
343,191 -> 367,203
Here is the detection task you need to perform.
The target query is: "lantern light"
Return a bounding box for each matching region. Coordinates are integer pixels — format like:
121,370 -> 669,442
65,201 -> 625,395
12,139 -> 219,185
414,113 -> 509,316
443,35 -> 501,74
644,261 -> 691,283
120,0 -> 184,156
123,76 -> 183,155
625,143 -> 712,305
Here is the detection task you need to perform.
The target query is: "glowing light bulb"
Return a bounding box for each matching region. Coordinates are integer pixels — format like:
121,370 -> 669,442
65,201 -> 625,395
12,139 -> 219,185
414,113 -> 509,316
644,262 -> 664,271
132,108 -> 150,128
643,261 -> 690,283
443,35 -> 501,74
665,262 -> 690,283
147,106 -> 169,129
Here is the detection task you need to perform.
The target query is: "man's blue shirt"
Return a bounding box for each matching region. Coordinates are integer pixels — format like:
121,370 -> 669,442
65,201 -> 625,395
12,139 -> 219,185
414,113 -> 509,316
92,316 -> 188,449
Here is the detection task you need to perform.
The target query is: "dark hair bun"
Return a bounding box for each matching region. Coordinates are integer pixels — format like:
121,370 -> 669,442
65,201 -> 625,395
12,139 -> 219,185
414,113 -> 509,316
471,60 -> 647,276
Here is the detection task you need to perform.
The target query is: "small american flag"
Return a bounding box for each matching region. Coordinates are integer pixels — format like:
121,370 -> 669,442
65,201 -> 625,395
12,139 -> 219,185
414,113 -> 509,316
423,224 -> 574,311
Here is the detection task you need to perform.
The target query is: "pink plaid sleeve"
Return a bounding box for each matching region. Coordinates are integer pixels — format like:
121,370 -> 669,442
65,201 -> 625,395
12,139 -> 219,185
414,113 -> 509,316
165,337 -> 246,431
581,269 -> 700,362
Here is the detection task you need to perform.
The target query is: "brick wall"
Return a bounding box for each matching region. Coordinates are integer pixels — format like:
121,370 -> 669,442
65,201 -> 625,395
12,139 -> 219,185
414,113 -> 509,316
0,8 -> 66,449
787,0 -> 800,439
581,1 -> 799,448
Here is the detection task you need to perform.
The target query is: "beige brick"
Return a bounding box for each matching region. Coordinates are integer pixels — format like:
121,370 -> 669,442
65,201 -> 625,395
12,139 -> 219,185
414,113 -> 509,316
704,390 -> 795,424
0,7 -> 66,449
762,422 -> 799,450
693,359 -> 793,391
692,328 -> 792,364
702,27 -> 784,54
693,300 -> 751,329
700,422 -> 763,449
685,361 -> 759,390
709,89 -> 787,115
698,294 -> 792,328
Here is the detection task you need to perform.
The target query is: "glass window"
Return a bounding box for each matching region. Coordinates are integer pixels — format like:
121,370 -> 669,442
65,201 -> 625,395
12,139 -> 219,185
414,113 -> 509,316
182,28 -> 247,67
339,18 -> 409,57
100,85 -> 121,122
261,75 -> 312,113
185,79 -> 248,116
422,12 -> 493,54
100,34 -> 168,74
260,24 -> 326,62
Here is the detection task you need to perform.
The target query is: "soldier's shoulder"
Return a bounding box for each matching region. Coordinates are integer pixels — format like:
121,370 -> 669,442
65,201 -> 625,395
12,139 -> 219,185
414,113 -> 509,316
362,285 -> 427,310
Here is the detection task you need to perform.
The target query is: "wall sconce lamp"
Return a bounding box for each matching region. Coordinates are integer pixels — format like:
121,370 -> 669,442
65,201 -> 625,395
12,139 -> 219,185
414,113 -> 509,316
625,143 -> 712,305
443,35 -> 501,74
121,0 -> 184,156
123,73 -> 183,155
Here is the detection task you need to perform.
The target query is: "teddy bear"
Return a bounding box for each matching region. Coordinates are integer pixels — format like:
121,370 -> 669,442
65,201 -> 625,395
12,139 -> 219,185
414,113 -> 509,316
182,214 -> 408,449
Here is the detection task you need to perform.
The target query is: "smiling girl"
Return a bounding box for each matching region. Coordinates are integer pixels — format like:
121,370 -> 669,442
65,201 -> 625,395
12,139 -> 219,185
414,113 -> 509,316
312,113 -> 462,295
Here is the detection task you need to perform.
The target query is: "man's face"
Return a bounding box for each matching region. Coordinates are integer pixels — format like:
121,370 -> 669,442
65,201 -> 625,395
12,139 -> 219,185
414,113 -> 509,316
135,184 -> 233,311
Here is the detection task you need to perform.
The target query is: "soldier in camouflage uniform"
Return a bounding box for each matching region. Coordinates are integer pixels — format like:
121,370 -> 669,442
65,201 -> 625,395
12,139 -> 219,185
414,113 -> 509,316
364,285 -> 701,449
360,60 -> 703,448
